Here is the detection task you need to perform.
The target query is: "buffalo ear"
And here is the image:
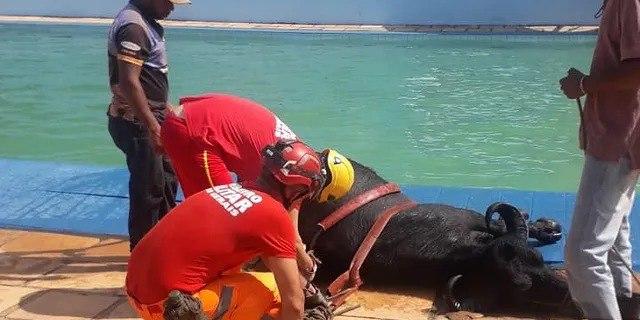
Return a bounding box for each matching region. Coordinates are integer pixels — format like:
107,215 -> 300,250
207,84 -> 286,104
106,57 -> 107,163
497,242 -> 517,261
491,242 -> 533,291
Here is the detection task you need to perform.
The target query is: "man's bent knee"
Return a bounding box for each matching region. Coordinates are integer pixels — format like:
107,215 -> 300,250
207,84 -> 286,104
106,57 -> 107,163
194,272 -> 280,319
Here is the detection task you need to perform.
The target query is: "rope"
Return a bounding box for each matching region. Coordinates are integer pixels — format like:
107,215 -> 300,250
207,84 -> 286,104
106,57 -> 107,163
610,246 -> 640,288
576,98 -> 587,148
594,0 -> 607,19
333,304 -> 361,316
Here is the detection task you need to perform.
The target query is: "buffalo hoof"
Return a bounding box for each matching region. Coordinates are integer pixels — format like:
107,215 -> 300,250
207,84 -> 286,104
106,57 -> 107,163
528,218 -> 562,244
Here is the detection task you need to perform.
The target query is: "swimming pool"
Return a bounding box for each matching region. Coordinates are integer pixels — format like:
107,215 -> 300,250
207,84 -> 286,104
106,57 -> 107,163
0,23 -> 595,191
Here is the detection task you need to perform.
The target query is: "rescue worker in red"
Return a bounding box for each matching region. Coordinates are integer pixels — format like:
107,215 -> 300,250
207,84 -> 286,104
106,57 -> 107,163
126,140 -> 350,320
160,93 -> 355,281
161,93 -> 301,197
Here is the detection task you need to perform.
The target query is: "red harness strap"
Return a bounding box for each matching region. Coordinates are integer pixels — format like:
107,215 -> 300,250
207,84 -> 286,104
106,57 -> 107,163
312,183 -> 417,308
318,183 -> 402,231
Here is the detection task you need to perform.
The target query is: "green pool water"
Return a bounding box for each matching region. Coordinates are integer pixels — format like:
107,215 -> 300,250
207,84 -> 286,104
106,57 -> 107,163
0,23 -> 596,191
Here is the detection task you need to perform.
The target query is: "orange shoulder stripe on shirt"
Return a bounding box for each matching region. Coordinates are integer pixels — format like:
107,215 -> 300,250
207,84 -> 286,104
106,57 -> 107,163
117,54 -> 144,66
203,150 -> 214,187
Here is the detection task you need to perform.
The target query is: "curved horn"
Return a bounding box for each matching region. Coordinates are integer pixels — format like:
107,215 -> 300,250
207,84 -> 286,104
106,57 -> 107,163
445,274 -> 464,312
484,203 -> 499,230
485,202 -> 528,241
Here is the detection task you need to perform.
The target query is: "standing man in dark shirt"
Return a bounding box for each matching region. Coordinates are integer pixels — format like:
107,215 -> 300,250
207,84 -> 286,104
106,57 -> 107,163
107,0 -> 190,250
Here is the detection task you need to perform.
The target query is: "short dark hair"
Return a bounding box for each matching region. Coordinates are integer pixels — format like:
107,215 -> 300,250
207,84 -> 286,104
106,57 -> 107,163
163,290 -> 207,320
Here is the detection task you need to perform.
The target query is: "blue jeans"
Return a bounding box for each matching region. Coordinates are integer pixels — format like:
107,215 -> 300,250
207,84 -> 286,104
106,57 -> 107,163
565,155 -> 638,320
108,115 -> 177,250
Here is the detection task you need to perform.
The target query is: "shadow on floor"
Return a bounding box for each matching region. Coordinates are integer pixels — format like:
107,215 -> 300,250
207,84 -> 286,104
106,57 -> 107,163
0,238 -> 129,284
14,288 -> 137,319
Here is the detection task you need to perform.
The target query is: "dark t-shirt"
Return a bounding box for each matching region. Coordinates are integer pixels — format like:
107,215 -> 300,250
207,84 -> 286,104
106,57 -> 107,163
107,2 -> 169,121
108,23 -> 168,103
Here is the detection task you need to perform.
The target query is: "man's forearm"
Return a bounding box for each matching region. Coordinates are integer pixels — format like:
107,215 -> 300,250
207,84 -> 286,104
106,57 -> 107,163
278,302 -> 304,320
584,59 -> 640,93
120,78 -> 159,132
288,206 -> 316,281
295,242 -> 315,280
263,257 -> 305,320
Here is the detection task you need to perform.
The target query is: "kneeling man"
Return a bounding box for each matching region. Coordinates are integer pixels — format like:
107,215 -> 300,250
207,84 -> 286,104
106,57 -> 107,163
126,140 -> 345,320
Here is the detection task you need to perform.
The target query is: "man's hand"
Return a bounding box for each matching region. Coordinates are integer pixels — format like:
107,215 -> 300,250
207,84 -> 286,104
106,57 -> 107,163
297,249 -> 320,282
303,283 -> 333,320
559,67 -> 587,99
118,60 -> 164,154
288,204 -> 318,281
148,124 -> 164,154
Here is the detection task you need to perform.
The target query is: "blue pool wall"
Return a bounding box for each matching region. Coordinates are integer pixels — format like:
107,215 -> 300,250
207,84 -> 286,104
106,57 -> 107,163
1,0 -> 601,25
1,158 -> 639,270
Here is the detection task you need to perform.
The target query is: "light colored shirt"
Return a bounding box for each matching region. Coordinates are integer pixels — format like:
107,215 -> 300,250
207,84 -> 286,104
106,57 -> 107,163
583,0 -> 640,168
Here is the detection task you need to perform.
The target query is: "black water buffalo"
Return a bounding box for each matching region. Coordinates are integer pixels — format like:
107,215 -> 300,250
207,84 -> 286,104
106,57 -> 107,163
298,159 -> 581,317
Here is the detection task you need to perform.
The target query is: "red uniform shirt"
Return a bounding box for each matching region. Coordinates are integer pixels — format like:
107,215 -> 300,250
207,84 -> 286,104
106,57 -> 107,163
125,183 -> 297,304
161,93 -> 298,197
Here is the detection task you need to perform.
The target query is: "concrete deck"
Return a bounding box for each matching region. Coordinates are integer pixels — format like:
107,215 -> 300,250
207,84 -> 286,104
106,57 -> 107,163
0,15 -> 599,34
0,228 -> 437,320
0,227 -> 590,320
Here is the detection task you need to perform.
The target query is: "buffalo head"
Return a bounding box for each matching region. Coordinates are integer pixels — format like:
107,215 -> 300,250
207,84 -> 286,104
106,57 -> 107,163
298,159 -> 581,318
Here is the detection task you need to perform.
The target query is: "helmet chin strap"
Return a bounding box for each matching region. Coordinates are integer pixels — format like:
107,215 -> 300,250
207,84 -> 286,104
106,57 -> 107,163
281,186 -> 308,210
257,166 -> 307,209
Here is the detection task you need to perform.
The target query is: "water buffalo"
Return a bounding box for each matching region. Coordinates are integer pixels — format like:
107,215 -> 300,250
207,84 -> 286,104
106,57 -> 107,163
298,159 -> 581,317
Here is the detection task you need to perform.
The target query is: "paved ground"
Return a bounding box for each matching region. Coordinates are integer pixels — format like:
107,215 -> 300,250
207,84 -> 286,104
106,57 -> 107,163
0,228 -> 595,320
0,15 -> 599,34
0,228 -> 435,320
